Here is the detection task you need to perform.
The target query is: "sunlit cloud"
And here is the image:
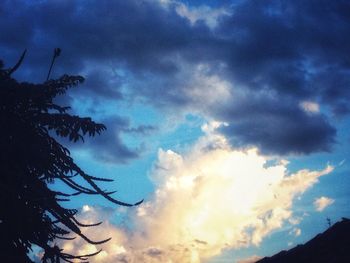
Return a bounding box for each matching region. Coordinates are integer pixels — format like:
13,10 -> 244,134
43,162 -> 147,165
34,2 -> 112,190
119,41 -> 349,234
289,227 -> 301,237
237,255 -> 262,263
60,124 -> 333,262
58,206 -> 129,263
288,216 -> 302,226
314,196 -> 335,212
300,101 -> 320,114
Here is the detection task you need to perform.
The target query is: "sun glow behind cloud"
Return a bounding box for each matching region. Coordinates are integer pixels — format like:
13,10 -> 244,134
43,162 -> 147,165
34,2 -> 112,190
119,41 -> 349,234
58,123 -> 333,263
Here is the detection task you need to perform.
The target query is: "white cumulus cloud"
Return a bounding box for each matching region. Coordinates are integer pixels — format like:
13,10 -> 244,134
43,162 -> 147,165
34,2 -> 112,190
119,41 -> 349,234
59,126 -> 333,262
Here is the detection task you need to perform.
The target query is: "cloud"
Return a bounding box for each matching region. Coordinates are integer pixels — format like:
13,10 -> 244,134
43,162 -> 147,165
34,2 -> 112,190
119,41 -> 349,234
289,227 -> 301,237
87,117 -> 139,163
1,0 -> 349,155
173,1 -> 230,29
300,101 -> 320,114
62,116 -> 153,164
314,196 -> 335,212
0,0 -> 350,154
237,255 -> 262,263
216,92 -> 336,155
57,205 -> 131,263
0,0 -> 195,79
76,66 -> 124,101
58,126 -> 333,262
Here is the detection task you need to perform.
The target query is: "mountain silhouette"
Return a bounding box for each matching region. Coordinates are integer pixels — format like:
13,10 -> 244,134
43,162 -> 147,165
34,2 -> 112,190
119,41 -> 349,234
256,218 -> 350,263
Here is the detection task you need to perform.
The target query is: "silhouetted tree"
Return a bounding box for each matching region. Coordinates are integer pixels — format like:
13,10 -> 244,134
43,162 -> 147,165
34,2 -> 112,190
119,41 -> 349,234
0,51 -> 141,262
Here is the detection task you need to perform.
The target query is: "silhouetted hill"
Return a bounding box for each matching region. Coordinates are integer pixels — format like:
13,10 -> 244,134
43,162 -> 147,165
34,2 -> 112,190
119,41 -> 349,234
256,218 -> 350,263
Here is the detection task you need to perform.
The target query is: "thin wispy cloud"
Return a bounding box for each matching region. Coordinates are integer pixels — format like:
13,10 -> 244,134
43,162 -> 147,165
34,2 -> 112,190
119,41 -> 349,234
314,197 -> 335,212
289,227 -> 301,237
237,255 -> 262,263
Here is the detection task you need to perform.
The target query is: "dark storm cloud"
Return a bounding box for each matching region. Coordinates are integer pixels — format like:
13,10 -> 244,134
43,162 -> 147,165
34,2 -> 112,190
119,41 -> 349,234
1,0 -> 350,155
1,0 -> 164,162
217,0 -> 350,103
85,117 -> 139,163
210,0 -> 350,154
79,68 -> 123,100
0,0 -> 198,92
217,94 -> 336,155
0,0 -> 195,73
64,116 -> 154,164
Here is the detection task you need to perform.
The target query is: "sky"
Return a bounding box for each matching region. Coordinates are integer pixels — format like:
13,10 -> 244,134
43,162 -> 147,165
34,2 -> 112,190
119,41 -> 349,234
1,0 -> 350,262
